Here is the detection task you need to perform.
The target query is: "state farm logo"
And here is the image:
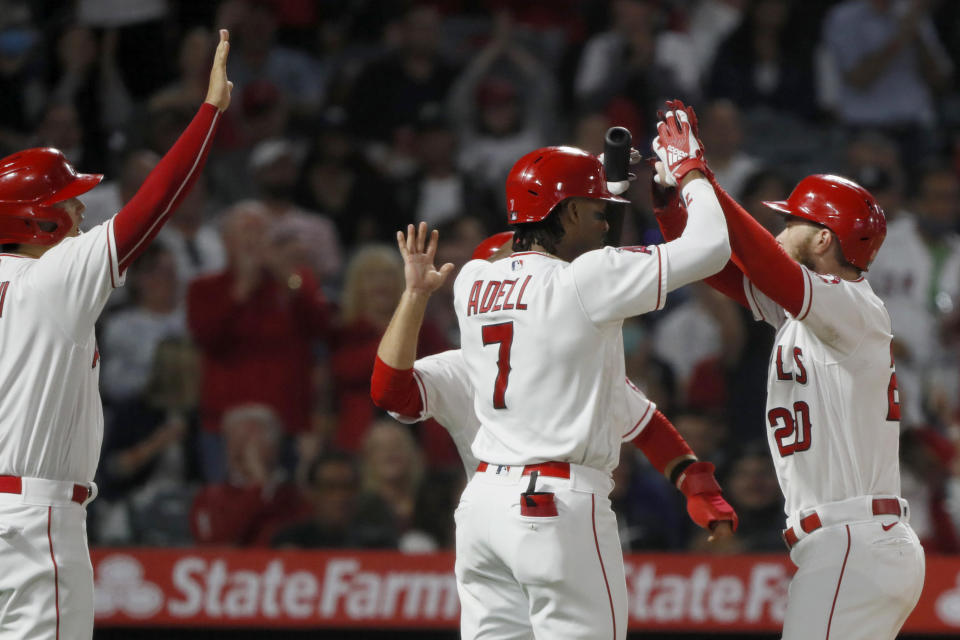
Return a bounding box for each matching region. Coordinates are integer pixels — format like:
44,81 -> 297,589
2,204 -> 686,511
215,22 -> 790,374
95,555 -> 164,618
936,574 -> 960,626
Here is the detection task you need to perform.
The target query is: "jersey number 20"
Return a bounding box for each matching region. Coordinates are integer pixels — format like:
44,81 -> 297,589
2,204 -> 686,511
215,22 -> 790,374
768,401 -> 812,457
482,322 -> 513,409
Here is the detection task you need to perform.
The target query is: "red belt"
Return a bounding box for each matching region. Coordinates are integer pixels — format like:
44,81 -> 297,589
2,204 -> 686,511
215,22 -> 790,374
782,498 -> 902,550
476,461 -> 571,479
0,475 -> 90,504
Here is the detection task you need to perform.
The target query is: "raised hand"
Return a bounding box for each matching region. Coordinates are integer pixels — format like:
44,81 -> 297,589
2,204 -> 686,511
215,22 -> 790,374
205,29 -> 233,112
397,222 -> 455,295
651,99 -> 707,187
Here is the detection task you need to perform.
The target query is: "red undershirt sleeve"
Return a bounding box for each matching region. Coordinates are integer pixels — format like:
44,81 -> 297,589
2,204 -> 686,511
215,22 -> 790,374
711,180 -> 805,317
370,356 -> 424,418
654,190 -> 750,309
632,410 -> 694,475
113,103 -> 221,274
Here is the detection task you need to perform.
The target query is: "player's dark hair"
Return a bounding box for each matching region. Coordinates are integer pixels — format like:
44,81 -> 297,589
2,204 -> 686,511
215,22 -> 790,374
511,202 -> 566,254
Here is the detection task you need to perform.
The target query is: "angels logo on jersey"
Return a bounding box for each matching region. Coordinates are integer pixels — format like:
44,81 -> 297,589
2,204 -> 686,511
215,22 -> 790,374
617,246 -> 653,255
816,273 -> 841,285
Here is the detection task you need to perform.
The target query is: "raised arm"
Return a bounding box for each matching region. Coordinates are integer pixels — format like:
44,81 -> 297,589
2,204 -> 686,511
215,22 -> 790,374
650,105 -> 731,291
112,29 -> 232,274
371,222 -> 454,416
652,175 -> 749,308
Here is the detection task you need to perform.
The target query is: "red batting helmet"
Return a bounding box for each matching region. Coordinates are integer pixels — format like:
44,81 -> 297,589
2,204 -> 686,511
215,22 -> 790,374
472,231 -> 514,260
506,146 -> 628,224
763,174 -> 886,270
0,148 -> 102,245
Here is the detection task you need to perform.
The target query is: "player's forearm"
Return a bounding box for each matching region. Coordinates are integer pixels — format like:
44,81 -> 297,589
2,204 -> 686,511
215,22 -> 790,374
711,179 -> 805,316
632,410 -> 695,478
662,177 -> 731,291
113,103 -> 221,273
376,290 -> 431,369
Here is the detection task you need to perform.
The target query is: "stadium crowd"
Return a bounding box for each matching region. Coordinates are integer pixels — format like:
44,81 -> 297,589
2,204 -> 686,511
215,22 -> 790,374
6,0 -> 960,555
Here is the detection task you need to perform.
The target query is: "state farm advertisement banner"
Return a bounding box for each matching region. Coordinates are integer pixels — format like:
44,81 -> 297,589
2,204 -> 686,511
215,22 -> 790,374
91,550 -> 960,632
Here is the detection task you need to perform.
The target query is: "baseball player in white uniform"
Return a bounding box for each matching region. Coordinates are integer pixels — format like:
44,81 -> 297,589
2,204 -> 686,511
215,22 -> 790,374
0,30 -> 232,639
371,224 -> 738,638
654,100 -> 925,640
428,112 -> 736,639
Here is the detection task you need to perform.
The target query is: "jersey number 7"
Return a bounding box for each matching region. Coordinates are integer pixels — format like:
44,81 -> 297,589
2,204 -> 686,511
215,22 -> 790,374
482,322 -> 514,409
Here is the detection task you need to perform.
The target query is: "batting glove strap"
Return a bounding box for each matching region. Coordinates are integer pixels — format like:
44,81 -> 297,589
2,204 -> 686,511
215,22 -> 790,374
677,461 -> 721,496
686,493 -> 740,532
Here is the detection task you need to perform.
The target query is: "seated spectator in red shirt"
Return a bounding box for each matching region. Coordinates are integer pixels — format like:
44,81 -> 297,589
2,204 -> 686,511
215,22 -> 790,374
359,420 -> 426,550
187,201 -> 329,480
271,451 -> 397,549
190,404 -> 310,546
330,245 -> 447,452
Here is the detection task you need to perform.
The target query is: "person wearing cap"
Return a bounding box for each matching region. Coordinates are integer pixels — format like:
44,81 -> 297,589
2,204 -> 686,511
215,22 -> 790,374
0,29 -> 232,640
654,100 -> 924,640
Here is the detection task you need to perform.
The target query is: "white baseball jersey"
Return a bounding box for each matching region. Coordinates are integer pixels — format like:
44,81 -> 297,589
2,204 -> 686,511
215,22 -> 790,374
390,349 -> 658,477
452,247 -> 666,474
744,265 -> 901,517
867,214 -> 960,367
0,221 -> 124,483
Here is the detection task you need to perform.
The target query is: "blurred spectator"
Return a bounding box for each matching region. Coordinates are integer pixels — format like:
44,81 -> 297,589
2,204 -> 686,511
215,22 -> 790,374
187,202 -> 330,480
574,0 -> 693,139
901,426 -> 960,552
692,443 -> 784,553
684,0 -> 746,80
623,320 -> 677,416
94,338 -> 201,546
405,467 -> 466,551
708,0 -> 817,118
50,25 -> 132,161
347,4 -> 457,144
250,137 -> 342,282
156,176 -> 226,288
737,168 -> 789,234
330,245 -> 447,453
821,0 -> 951,140
190,404 -> 311,546
76,0 -> 174,99
699,99 -> 761,198
32,101 -> 88,170
220,0 -> 325,117
843,131 -> 908,221
271,452 -> 396,549
101,243 -> 185,403
81,148 -> 157,230
297,107 -> 401,247
0,16 -> 45,155
396,104 -> 493,230
612,443 -> 688,551
652,283 -> 745,408
148,26 -> 215,112
360,420 -> 426,551
868,162 -> 960,424
448,11 -> 557,206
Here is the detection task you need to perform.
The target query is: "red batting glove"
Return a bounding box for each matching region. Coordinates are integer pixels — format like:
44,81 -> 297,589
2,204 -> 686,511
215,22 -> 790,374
677,461 -> 739,532
652,100 -> 708,186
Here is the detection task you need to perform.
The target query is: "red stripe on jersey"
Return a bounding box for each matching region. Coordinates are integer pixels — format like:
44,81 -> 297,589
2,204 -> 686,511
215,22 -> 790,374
0,281 -> 8,317
509,251 -> 554,258
826,525 -> 852,639
797,269 -> 814,321
747,281 -> 766,322
655,245 -> 663,309
412,368 -> 428,415
622,402 -> 653,441
47,507 -> 60,640
106,226 -> 117,289
591,494 -> 616,640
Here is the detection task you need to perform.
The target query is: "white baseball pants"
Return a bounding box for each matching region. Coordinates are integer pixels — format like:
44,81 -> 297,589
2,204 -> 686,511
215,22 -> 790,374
782,517 -> 925,640
454,463 -> 626,640
0,478 -> 96,639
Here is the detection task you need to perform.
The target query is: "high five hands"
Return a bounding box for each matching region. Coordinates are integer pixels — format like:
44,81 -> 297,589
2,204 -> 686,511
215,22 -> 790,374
205,29 -> 233,112
397,222 -> 455,296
